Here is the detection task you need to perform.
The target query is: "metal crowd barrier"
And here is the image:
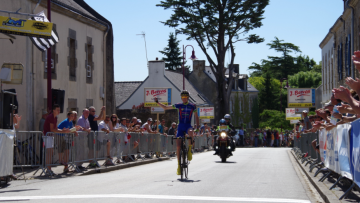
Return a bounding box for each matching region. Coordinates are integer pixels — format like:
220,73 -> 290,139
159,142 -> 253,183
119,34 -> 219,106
14,131 -> 43,170
12,131 -> 215,177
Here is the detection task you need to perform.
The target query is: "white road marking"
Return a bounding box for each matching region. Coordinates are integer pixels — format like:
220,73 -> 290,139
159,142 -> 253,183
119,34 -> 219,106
0,194 -> 311,202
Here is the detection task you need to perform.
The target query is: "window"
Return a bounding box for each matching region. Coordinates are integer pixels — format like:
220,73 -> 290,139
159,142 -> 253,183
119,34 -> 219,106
338,44 -> 343,80
68,29 -> 77,81
85,37 -> 94,84
69,39 -> 76,77
86,65 -> 91,78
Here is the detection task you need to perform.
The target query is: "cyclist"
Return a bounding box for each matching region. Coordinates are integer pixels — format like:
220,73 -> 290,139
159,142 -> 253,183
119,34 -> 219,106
156,90 -> 199,175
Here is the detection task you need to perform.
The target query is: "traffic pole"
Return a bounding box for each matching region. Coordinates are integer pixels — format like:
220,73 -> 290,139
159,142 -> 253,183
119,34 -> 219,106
47,0 -> 52,111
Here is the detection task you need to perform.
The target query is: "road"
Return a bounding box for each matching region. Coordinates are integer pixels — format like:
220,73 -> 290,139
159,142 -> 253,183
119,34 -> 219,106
0,148 -> 316,203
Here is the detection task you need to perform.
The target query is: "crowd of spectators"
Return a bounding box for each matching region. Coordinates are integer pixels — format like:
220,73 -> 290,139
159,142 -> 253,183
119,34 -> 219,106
39,105 -> 213,174
239,129 -> 293,148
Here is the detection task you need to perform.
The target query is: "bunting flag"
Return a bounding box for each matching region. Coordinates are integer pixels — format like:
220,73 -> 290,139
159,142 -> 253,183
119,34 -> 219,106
29,11 -> 59,52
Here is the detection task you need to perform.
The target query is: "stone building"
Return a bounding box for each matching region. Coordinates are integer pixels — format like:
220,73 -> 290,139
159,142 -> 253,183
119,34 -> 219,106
115,59 -> 212,126
0,0 -> 114,130
320,0 -> 360,105
188,61 -> 259,128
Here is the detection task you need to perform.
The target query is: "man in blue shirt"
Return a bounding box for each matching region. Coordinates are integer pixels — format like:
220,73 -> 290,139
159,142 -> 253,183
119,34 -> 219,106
157,90 -> 200,175
57,111 -> 77,173
158,119 -> 167,136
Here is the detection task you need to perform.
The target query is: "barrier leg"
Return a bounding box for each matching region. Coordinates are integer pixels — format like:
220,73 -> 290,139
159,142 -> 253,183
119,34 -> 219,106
329,176 -> 344,190
339,182 -> 355,200
314,167 -> 328,177
319,171 -> 331,182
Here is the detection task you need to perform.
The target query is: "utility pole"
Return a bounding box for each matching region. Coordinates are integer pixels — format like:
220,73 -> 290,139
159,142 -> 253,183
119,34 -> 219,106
47,0 -> 52,112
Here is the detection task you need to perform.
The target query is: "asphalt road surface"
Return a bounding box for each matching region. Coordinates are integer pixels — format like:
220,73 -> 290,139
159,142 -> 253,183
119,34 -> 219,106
0,148 -> 317,203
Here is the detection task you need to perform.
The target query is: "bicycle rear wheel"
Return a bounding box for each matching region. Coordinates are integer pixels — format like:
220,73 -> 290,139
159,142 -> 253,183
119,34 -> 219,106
179,149 -> 184,180
182,148 -> 188,179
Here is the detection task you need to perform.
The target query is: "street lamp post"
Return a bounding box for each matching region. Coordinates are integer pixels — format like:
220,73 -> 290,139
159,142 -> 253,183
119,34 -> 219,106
182,45 -> 197,90
280,78 -> 290,133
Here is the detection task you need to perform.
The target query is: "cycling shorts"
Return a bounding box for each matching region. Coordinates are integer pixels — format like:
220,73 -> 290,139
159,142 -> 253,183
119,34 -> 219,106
176,123 -> 193,138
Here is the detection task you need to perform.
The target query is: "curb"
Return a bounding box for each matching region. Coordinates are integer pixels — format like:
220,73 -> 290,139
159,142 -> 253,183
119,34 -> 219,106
80,157 -> 171,176
290,150 -> 341,203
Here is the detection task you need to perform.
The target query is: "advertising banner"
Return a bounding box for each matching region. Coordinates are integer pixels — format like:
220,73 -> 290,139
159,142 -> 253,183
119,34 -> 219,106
287,88 -> 315,107
337,124 -> 352,180
290,120 -> 299,124
198,107 -> 214,119
351,119 -> 360,186
295,108 -> 309,114
150,107 -> 164,114
0,15 -> 53,38
319,129 -> 327,163
144,88 -> 171,107
325,128 -> 337,171
285,108 -> 301,120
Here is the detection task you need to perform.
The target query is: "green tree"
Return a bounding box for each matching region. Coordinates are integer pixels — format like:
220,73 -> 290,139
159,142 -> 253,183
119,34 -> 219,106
248,37 -> 319,79
240,92 -> 252,128
288,71 -> 322,88
252,97 -> 259,128
259,109 -> 293,130
258,72 -> 279,112
248,76 -> 280,93
312,61 -> 322,73
159,33 -> 183,71
157,0 -> 269,120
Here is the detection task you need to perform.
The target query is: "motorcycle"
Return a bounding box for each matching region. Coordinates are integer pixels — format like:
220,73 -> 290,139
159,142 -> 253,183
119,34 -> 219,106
215,126 -> 234,162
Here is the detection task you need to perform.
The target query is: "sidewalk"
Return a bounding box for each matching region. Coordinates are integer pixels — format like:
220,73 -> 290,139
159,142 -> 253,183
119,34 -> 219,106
290,150 -> 360,203
12,156 -> 171,180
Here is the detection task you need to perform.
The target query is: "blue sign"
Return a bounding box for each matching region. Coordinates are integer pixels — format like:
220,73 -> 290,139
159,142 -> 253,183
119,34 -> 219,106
167,88 -> 171,104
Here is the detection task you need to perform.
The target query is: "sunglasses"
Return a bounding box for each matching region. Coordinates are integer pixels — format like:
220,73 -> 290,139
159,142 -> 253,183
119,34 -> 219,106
181,96 -> 189,99
111,117 -> 116,119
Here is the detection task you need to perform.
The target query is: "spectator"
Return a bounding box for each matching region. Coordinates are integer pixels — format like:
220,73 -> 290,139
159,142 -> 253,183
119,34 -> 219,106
279,131 -> 283,147
77,108 -> 91,170
270,130 -> 275,147
39,110 -> 48,131
88,106 -> 106,132
142,118 -> 157,133
72,111 -> 78,126
258,130 -> 263,147
98,115 -> 113,165
108,114 -> 124,132
266,129 -> 271,147
43,104 -> 70,174
239,127 -> 244,146
158,119 -> 167,136
254,130 -> 258,147
303,110 -> 312,130
57,111 -> 78,173
168,122 -> 177,136
275,130 -> 279,147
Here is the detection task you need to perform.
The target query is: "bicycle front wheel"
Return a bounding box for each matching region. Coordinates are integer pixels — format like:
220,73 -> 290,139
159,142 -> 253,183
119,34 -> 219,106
182,148 -> 188,179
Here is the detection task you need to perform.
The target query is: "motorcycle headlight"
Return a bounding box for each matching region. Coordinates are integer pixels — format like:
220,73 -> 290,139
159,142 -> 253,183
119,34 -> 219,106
220,132 -> 227,138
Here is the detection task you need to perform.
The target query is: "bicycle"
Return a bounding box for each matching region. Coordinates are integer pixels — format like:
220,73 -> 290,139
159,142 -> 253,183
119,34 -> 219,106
171,133 -> 193,181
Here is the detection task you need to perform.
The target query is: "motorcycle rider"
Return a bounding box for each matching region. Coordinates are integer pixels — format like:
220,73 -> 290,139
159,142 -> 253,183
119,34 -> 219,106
224,114 -> 236,152
213,118 -> 235,156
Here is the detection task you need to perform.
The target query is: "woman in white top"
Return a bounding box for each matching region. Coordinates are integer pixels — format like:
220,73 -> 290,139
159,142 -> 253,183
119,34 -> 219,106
108,114 -> 124,132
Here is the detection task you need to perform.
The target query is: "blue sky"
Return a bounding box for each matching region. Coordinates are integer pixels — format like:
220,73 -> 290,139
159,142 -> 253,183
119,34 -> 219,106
84,0 -> 343,82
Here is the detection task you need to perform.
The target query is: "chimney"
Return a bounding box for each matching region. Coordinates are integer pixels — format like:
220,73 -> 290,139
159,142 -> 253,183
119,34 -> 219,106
192,60 -> 205,75
148,59 -> 165,79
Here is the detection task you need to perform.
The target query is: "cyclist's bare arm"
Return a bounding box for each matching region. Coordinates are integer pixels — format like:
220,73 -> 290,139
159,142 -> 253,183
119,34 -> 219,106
156,98 -> 173,110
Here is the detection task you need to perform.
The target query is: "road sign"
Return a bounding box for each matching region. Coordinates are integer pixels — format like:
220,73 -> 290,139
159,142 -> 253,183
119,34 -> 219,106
290,120 -> 299,124
198,107 -> 214,119
286,108 -> 301,120
287,88 -> 315,107
295,107 -> 309,114
201,119 -> 210,123
144,88 -> 172,107
150,107 -> 164,114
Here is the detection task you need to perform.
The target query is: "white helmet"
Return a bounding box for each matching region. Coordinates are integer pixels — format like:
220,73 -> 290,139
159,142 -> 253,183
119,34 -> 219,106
224,114 -> 231,120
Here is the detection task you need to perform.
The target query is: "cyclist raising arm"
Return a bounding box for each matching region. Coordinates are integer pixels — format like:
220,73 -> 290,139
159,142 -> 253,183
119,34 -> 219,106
156,90 -> 200,175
